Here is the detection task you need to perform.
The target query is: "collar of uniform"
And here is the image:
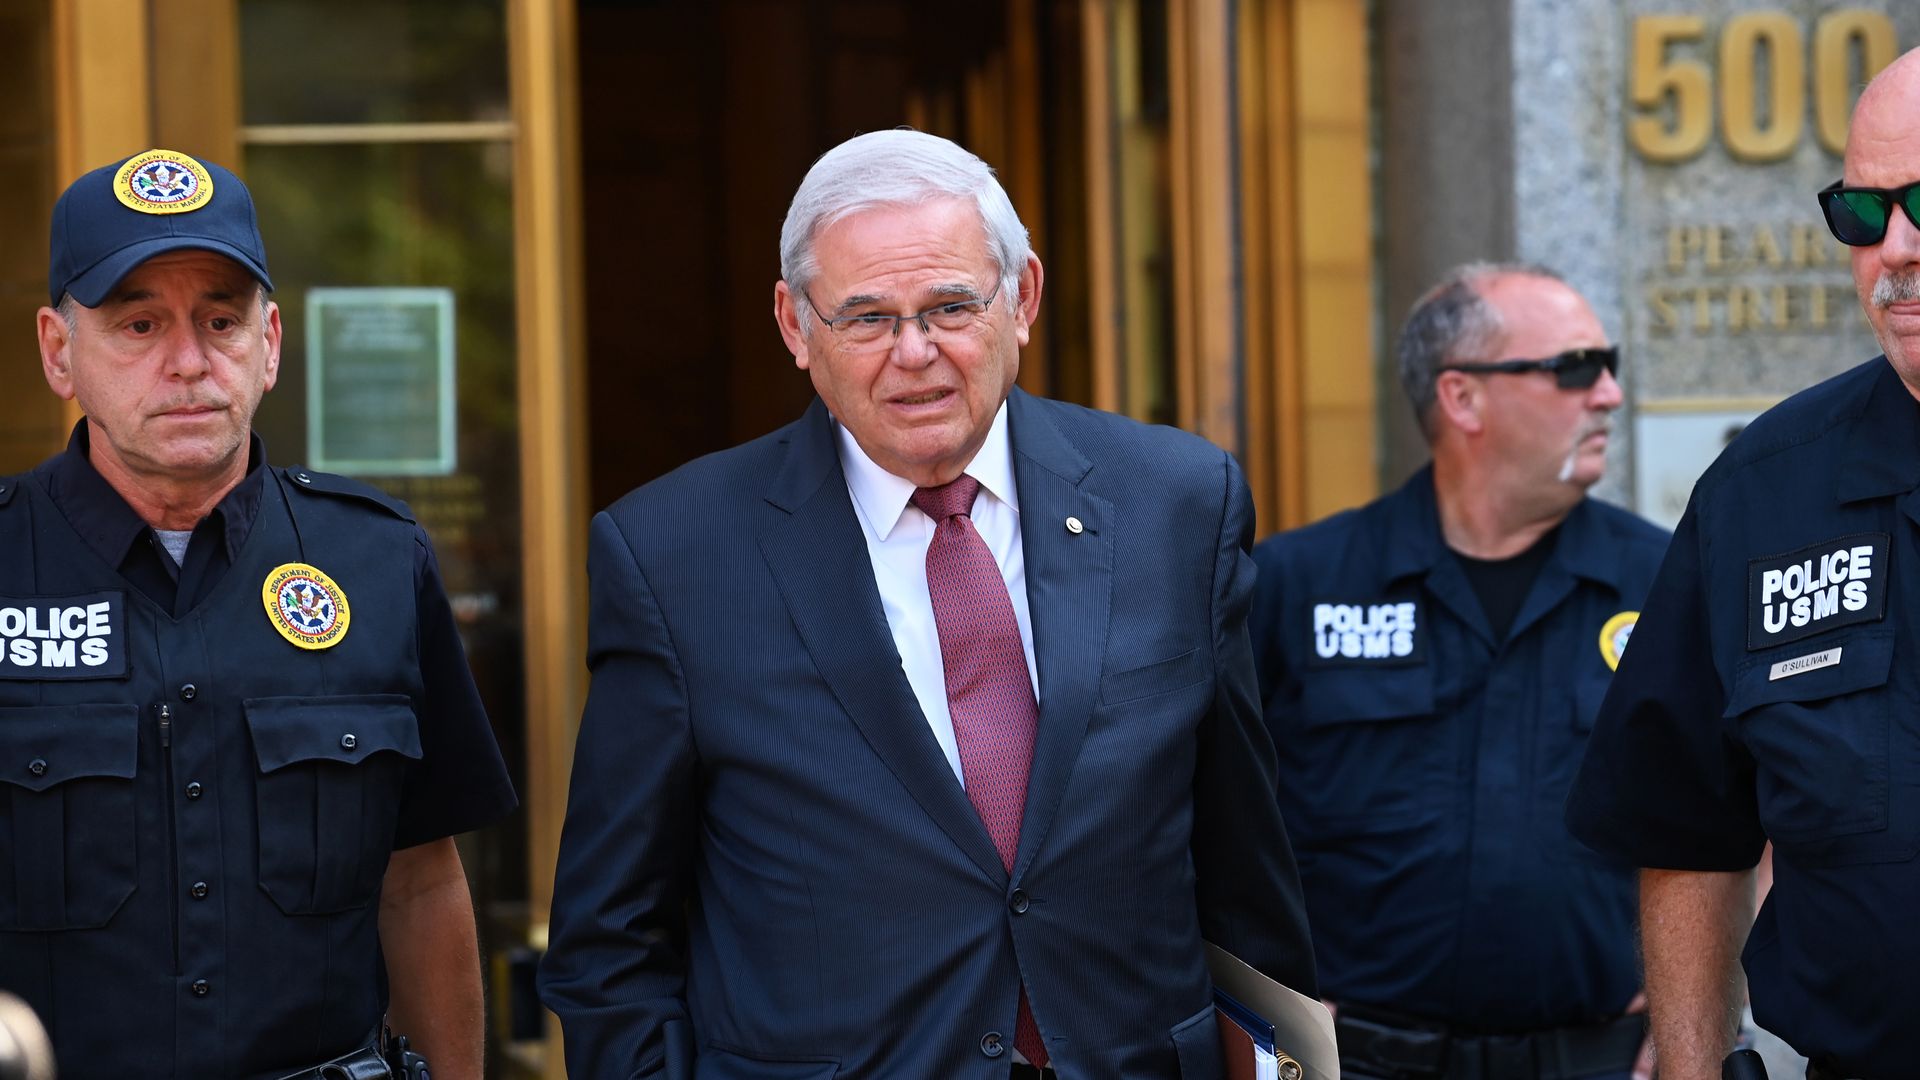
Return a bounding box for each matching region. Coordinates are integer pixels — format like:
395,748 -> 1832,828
1836,357 -> 1920,505
1548,497 -> 1629,590
38,419 -> 268,569
1376,462 -> 1623,590
835,400 -> 1018,542
1376,464 -> 1447,585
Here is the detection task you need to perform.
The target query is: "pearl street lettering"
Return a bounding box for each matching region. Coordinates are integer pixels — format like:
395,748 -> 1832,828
0,591 -> 128,679
1306,596 -> 1426,667
1746,533 -> 1888,650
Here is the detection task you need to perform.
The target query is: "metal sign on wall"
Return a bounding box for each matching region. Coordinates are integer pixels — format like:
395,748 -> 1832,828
1617,3 -> 1909,525
305,287 -> 458,476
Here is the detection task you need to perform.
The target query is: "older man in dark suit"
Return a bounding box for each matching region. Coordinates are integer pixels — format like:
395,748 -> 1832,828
539,129 -> 1314,1079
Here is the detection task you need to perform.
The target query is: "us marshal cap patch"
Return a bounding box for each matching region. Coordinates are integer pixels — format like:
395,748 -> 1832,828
1747,532 -> 1887,650
113,149 -> 214,215
263,563 -> 350,650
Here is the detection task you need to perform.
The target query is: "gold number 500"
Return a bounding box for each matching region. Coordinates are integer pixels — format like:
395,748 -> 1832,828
1629,10 -> 1896,164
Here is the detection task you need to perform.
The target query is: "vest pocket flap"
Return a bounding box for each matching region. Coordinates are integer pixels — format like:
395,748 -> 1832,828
243,695 -> 423,773
1722,629 -> 1894,718
0,705 -> 139,792
1297,666 -> 1436,725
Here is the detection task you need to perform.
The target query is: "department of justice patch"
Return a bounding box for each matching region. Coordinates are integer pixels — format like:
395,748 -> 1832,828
1304,594 -> 1427,667
113,149 -> 214,215
1747,532 -> 1887,650
262,563 -> 350,650
1598,610 -> 1638,671
0,591 -> 127,679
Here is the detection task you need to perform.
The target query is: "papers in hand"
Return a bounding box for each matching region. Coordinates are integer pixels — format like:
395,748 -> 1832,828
1205,941 -> 1339,1080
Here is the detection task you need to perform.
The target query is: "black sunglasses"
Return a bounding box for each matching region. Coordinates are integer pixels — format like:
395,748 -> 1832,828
1817,179 -> 1920,246
1440,347 -> 1619,390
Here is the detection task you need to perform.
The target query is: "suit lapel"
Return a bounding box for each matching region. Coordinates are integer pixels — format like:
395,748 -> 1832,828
1005,391 -> 1113,881
756,400 -> 1007,884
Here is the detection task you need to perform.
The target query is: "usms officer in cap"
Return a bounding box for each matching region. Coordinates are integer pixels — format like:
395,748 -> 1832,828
0,150 -> 515,1078
1569,47 -> 1920,1080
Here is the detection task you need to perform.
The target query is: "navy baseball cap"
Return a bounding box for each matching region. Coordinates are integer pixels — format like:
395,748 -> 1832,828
48,148 -> 273,307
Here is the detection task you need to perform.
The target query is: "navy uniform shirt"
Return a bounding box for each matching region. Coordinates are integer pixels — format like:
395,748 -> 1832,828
1253,467 -> 1668,1031
0,424 -> 517,1079
1569,358 -> 1920,1076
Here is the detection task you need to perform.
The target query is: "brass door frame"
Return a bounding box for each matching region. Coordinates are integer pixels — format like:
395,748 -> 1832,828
1081,0 -> 1378,533
505,1 -> 590,1073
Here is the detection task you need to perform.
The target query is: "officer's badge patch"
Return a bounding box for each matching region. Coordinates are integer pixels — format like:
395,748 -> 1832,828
0,591 -> 127,679
1747,532 -> 1887,650
1598,611 -> 1637,671
1305,594 -> 1427,667
262,563 -> 351,650
113,149 -> 214,215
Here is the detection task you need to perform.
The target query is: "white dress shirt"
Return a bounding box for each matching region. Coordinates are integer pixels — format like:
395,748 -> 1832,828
836,402 -> 1039,785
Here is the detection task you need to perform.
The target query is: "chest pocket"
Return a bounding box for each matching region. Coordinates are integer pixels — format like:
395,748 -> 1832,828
244,695 -> 423,914
1282,666 -> 1441,833
1538,677 -> 1622,865
1725,628 -> 1914,864
0,705 -> 139,931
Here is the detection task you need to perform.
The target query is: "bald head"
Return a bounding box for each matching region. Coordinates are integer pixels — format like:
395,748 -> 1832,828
1847,47 -> 1920,181
1844,47 -> 1920,393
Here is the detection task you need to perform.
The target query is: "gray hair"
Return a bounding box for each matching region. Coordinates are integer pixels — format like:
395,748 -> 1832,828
1397,261 -> 1565,438
779,129 -> 1031,320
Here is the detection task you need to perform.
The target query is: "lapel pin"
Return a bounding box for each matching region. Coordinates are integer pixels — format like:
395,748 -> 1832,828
1065,516 -> 1084,535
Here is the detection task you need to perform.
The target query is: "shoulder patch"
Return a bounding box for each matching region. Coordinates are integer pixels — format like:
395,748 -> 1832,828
280,466 -> 416,523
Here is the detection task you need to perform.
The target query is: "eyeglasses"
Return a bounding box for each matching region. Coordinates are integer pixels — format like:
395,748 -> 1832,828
1818,179 -> 1920,246
805,281 -> 1003,349
1439,346 -> 1620,390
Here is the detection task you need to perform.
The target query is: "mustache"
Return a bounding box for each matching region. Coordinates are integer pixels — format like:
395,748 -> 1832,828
152,397 -> 229,414
1872,271 -> 1920,306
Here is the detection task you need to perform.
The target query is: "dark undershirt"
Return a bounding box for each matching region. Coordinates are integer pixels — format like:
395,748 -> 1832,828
1453,526 -> 1560,643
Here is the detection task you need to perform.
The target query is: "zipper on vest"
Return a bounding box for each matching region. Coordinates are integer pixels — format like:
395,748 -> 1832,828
157,702 -> 180,972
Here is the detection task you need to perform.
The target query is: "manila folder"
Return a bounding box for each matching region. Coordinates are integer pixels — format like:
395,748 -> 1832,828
1204,941 -> 1340,1080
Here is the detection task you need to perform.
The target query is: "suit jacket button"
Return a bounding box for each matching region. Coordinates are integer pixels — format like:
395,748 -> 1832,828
190,979 -> 210,997
1010,889 -> 1030,914
980,1032 -> 1005,1058
27,758 -> 46,778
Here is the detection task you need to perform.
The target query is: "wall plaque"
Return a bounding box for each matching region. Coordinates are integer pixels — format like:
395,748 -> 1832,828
305,286 -> 457,476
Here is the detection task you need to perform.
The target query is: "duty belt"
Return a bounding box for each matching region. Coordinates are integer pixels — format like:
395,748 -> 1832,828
1334,1006 -> 1644,1080
272,1042 -> 392,1080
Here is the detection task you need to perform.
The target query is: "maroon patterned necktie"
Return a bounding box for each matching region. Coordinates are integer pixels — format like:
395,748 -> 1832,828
911,475 -> 1048,1068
